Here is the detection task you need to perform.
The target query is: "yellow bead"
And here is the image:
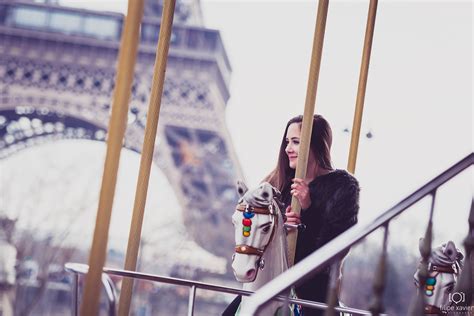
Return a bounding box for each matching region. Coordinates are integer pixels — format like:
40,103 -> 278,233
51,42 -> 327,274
426,285 -> 434,290
243,231 -> 250,237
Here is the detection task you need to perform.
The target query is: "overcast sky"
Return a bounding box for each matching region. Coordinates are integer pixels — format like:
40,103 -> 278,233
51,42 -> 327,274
2,1 -> 472,259
201,0 -> 472,235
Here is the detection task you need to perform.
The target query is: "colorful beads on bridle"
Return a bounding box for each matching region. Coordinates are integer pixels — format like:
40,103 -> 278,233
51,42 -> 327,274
425,276 -> 436,296
242,211 -> 254,237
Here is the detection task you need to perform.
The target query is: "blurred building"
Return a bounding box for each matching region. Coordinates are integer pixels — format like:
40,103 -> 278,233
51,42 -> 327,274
0,0 -> 241,259
0,0 -> 241,314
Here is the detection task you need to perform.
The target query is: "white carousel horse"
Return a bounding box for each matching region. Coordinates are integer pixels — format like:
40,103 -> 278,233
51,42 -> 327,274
413,240 -> 464,315
231,181 -> 298,315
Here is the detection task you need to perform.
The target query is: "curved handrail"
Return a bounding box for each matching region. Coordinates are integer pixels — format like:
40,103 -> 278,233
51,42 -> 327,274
64,263 -> 117,316
240,153 -> 473,315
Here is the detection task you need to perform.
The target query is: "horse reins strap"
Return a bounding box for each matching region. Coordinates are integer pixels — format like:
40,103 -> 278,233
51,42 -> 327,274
428,263 -> 457,274
236,203 -> 272,215
424,305 -> 443,315
235,245 -> 264,256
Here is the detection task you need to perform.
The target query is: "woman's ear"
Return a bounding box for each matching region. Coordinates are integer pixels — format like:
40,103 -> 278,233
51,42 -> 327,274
236,180 -> 248,197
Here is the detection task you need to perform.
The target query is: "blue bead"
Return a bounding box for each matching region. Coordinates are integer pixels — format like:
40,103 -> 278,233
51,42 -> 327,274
243,212 -> 255,218
426,278 -> 436,286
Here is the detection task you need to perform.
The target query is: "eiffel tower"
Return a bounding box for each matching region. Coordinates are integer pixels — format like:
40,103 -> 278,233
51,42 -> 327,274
0,0 -> 242,258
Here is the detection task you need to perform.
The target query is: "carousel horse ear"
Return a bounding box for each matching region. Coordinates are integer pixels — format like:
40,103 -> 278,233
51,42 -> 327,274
456,250 -> 464,261
236,180 -> 248,197
271,186 -> 281,198
259,182 -> 274,201
443,241 -> 458,261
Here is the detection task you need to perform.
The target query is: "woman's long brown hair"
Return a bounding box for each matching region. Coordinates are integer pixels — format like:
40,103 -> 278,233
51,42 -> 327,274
264,114 -> 333,197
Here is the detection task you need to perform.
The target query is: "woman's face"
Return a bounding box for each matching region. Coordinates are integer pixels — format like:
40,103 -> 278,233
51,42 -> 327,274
285,123 -> 301,169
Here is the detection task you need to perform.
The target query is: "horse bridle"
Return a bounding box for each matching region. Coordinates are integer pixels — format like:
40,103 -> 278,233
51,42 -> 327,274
427,262 -> 459,274
234,202 -> 278,270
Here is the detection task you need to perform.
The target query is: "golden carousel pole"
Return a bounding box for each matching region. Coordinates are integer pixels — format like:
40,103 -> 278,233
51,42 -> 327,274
118,1 -> 176,315
326,1 -> 378,315
287,0 -> 330,267
347,0 -> 378,174
80,1 -> 145,315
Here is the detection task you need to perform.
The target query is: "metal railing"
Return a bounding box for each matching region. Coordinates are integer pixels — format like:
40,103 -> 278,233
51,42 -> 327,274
240,153 -> 474,315
65,262 -> 376,315
64,263 -> 118,316
65,153 -> 472,316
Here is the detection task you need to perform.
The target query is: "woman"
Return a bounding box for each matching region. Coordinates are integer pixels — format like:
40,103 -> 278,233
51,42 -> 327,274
265,114 -> 359,316
223,114 -> 359,316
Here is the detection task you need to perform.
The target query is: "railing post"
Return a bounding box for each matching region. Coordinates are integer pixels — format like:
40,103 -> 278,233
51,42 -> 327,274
283,292 -> 290,316
72,272 -> 79,316
324,260 -> 341,316
187,285 -> 196,316
102,275 -> 117,316
408,190 -> 436,315
454,198 -> 473,306
369,223 -> 389,315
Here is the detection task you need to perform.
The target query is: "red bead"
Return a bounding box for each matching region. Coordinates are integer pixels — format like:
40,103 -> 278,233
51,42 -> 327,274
242,219 -> 252,226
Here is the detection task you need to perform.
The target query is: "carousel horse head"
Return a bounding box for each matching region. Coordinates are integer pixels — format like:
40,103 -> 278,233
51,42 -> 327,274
231,181 -> 283,283
414,239 -> 464,314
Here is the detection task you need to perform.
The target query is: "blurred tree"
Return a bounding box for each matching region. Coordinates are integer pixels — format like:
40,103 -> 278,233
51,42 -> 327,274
341,238 -> 418,315
0,147 -> 100,315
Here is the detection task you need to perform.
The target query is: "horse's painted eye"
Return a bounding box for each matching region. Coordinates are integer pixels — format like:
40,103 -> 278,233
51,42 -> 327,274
446,284 -> 454,292
262,226 -> 271,233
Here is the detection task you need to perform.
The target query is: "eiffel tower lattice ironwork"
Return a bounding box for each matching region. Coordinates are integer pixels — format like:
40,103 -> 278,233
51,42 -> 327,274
0,0 -> 242,258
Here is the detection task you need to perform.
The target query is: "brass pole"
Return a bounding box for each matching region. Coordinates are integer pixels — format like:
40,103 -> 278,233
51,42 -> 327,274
117,1 -> 176,315
80,1 -> 145,315
326,2 -> 379,312
287,0 -> 329,267
347,0 -> 378,174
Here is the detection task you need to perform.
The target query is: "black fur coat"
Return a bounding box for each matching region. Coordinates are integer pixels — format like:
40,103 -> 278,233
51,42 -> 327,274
282,169 -> 360,313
